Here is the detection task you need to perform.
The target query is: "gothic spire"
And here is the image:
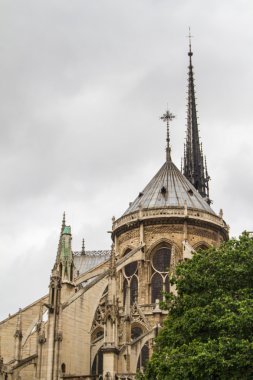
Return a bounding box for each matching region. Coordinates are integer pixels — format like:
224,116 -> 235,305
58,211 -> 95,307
56,212 -> 67,265
183,30 -> 210,203
160,109 -> 175,162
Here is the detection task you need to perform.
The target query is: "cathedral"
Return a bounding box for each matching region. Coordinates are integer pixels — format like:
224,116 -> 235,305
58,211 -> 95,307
0,41 -> 229,380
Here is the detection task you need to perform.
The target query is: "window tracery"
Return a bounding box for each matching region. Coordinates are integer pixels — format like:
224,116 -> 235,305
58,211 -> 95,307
122,249 -> 139,305
151,245 -> 171,303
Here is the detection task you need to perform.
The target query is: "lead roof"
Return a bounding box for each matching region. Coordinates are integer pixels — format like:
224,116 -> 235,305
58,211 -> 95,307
123,160 -> 215,216
73,250 -> 111,275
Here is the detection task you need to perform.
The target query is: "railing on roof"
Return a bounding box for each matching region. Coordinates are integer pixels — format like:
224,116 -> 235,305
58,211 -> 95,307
113,207 -> 227,231
73,250 -> 111,257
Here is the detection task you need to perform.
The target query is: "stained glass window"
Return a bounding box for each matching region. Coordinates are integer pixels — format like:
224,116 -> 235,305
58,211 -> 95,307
165,275 -> 170,293
125,261 -> 137,277
151,272 -> 163,303
130,276 -> 138,304
152,247 -> 171,272
151,245 -> 172,303
137,343 -> 149,369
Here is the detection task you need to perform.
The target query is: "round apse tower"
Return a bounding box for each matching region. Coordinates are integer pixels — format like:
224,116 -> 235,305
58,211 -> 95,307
112,150 -> 229,308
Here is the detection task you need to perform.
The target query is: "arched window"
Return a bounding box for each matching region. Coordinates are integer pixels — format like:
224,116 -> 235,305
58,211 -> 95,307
165,275 -> 170,293
130,276 -> 138,305
151,245 -> 171,303
151,273 -> 163,303
91,349 -> 103,376
137,343 -> 149,370
122,249 -> 139,305
125,261 -> 137,277
152,247 -> 171,272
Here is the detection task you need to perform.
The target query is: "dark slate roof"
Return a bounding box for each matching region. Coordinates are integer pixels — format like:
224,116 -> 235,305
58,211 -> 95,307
123,161 -> 215,216
73,250 -> 111,275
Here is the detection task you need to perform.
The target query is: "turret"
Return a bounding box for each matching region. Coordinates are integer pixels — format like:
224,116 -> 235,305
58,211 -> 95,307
60,225 -> 74,283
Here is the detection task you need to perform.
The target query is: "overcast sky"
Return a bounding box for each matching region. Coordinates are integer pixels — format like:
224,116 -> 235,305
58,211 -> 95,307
1,0 -> 253,320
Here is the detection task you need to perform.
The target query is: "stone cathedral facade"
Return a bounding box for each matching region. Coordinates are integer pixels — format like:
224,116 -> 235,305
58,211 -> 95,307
0,43 -> 229,380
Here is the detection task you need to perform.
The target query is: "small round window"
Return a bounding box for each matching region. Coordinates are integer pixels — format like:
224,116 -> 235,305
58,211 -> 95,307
131,326 -> 143,340
152,247 -> 171,273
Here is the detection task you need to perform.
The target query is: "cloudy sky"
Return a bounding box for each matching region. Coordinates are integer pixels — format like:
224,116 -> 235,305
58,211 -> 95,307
1,0 -> 253,320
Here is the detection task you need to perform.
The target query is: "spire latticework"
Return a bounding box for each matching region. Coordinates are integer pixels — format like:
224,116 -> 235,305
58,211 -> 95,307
183,34 -> 210,204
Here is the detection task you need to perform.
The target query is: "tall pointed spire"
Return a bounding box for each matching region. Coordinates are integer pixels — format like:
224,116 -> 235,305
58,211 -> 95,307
56,212 -> 66,263
183,29 -> 210,203
160,109 -> 175,162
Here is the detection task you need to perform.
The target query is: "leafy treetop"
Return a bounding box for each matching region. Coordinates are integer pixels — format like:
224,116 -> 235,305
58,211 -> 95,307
138,234 -> 253,380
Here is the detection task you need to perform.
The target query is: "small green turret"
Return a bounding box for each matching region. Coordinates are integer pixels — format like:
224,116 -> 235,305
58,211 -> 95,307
60,225 -> 73,283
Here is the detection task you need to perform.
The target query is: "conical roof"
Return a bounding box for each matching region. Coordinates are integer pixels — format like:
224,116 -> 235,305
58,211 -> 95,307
123,160 -> 215,216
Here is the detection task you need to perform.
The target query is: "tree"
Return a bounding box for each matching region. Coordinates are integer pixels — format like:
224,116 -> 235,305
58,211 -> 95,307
138,234 -> 253,380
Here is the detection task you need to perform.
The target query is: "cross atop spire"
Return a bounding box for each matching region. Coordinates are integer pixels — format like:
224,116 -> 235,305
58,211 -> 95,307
183,35 -> 210,204
160,109 -> 175,162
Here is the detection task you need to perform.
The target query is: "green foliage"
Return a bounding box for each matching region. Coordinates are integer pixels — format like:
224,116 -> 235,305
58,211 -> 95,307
138,234 -> 253,379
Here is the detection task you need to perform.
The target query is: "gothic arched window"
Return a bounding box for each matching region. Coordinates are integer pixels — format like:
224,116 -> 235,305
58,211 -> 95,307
137,343 -> 149,370
151,245 -> 171,303
125,261 -> 137,277
122,249 -> 139,305
91,349 -> 103,376
130,275 -> 138,305
151,272 -> 163,303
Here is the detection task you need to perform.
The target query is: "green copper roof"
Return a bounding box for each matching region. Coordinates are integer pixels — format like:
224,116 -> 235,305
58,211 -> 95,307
63,226 -> 71,235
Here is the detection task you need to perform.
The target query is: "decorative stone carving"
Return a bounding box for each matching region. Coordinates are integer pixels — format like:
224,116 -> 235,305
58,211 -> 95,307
144,225 -> 183,235
38,331 -> 46,344
188,227 -> 216,240
91,302 -> 106,334
131,301 -> 150,330
118,229 -> 139,245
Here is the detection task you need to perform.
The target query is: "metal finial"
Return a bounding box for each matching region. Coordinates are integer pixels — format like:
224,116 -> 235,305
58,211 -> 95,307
62,212 -> 66,229
187,27 -> 193,57
160,109 -> 175,162
81,238 -> 85,255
